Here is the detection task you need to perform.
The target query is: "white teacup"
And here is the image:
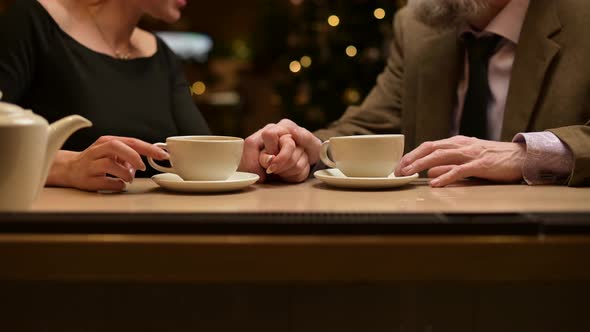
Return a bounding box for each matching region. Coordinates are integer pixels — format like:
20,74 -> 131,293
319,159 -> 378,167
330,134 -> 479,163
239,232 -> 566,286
148,136 -> 244,181
320,135 -> 404,177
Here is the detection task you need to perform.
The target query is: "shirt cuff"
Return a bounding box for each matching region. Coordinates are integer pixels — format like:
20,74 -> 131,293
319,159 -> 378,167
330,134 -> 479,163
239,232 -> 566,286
512,132 -> 574,185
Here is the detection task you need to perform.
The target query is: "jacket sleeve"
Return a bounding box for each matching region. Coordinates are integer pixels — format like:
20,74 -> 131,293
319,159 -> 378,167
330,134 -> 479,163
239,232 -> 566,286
548,120 -> 590,186
313,9 -> 408,141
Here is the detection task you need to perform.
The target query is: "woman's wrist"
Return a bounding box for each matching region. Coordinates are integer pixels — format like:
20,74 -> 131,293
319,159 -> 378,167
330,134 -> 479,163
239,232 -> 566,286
45,150 -> 77,188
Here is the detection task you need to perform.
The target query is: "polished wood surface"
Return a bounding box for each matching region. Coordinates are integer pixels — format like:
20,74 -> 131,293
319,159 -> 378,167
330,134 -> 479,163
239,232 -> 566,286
1,233 -> 589,282
31,178 -> 590,213
2,178 -> 590,332
0,179 -> 586,282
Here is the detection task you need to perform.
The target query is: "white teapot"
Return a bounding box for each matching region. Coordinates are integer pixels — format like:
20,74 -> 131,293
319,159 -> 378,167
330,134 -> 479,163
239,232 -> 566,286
0,95 -> 92,211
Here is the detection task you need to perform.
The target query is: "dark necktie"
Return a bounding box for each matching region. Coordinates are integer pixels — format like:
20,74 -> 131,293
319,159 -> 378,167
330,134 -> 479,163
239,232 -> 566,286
459,34 -> 502,139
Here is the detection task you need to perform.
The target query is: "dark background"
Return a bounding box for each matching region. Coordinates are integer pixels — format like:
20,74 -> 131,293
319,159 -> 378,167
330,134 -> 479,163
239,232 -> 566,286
0,0 -> 406,137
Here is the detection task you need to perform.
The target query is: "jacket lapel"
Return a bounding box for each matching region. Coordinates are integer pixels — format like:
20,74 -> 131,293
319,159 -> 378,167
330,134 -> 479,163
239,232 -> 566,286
415,29 -> 462,146
501,1 -> 562,141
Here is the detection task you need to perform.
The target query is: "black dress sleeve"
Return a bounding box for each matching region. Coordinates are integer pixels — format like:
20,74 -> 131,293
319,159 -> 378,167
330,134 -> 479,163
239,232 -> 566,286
0,0 -> 44,103
161,40 -> 211,136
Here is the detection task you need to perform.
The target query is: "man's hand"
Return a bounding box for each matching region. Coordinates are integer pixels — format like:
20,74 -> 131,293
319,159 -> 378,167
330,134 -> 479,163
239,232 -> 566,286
239,119 -> 322,183
394,135 -> 526,187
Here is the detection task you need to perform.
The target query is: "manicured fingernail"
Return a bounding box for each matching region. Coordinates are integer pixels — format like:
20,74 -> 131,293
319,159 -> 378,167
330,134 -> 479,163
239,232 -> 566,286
129,168 -> 136,183
266,165 -> 275,174
140,163 -> 147,172
159,150 -> 170,159
265,155 -> 274,166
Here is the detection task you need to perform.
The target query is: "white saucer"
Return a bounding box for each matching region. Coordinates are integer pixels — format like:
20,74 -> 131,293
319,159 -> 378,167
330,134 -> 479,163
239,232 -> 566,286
152,172 -> 259,193
314,169 -> 419,189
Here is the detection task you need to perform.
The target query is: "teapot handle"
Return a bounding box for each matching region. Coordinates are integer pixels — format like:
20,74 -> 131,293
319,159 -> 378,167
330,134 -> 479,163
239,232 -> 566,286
147,143 -> 175,174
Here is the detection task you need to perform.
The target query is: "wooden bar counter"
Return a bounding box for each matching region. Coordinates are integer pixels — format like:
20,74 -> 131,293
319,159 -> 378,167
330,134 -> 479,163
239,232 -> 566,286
26,178 -> 590,213
0,178 -> 588,282
1,178 -> 590,332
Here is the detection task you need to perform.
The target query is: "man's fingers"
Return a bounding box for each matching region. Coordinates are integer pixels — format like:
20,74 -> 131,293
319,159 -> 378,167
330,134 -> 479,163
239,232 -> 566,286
290,127 -> 322,165
398,141 -> 437,171
431,162 -> 477,187
427,165 -> 456,179
261,124 -> 290,155
276,118 -> 299,129
399,148 -> 467,176
397,137 -> 464,172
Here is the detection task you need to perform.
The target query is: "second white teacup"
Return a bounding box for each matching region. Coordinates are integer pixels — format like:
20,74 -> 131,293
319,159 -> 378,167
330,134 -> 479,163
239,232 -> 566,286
148,136 -> 244,181
320,134 -> 404,178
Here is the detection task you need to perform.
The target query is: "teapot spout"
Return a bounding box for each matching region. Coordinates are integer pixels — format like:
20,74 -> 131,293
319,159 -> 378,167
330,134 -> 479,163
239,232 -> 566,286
39,115 -> 92,193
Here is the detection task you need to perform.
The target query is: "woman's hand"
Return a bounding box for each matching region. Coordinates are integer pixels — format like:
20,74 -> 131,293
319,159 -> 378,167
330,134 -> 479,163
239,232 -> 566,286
47,136 -> 169,191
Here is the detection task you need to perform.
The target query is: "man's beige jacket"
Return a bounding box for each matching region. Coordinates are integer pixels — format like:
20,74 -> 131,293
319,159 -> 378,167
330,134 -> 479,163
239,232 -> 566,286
315,1 -> 590,186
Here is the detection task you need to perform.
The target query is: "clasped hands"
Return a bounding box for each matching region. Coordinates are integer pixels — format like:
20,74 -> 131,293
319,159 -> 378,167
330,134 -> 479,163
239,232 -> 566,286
240,119 -> 528,187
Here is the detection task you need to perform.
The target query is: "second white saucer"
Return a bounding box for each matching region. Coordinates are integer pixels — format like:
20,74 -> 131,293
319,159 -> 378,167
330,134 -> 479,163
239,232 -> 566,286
152,172 -> 259,193
314,168 -> 419,189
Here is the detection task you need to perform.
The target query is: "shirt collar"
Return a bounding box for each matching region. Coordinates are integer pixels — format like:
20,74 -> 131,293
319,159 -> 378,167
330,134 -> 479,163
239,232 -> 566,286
461,0 -> 530,44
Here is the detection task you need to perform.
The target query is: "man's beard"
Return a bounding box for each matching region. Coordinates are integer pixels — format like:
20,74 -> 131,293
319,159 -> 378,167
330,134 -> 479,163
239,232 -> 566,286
408,0 -> 492,30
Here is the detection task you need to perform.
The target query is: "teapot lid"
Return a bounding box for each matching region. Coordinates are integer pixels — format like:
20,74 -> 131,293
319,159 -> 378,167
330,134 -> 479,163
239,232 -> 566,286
0,95 -> 47,127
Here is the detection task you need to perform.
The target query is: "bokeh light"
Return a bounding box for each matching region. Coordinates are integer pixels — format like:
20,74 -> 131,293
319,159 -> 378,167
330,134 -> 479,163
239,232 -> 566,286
289,60 -> 302,73
346,45 -> 358,57
374,8 -> 386,20
191,81 -> 206,95
300,56 -> 312,68
328,15 -> 340,27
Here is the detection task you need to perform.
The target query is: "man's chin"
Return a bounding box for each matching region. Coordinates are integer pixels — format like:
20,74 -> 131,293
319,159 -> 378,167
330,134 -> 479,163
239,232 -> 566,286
416,14 -> 465,31
407,0 -> 491,31
409,4 -> 464,30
